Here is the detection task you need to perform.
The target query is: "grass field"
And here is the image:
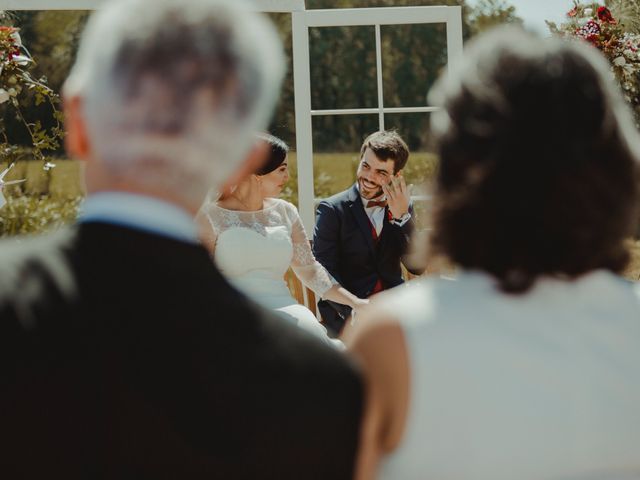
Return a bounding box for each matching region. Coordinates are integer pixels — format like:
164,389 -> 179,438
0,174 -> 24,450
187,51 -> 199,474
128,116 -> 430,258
3,155 -> 640,281
1,151 -> 439,201
3,158 -> 84,198
283,151 -> 439,203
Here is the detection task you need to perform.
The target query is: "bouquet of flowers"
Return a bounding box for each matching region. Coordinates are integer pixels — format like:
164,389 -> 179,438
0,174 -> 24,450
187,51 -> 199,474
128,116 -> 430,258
0,12 -> 63,164
548,1 -> 640,125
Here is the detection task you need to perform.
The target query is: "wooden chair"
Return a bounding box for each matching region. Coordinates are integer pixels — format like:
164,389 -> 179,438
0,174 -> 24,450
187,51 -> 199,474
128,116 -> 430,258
285,268 -> 318,317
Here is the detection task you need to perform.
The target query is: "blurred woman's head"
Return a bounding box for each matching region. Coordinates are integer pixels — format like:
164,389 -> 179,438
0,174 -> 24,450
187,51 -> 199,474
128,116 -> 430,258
428,26 -> 640,293
254,133 -> 289,197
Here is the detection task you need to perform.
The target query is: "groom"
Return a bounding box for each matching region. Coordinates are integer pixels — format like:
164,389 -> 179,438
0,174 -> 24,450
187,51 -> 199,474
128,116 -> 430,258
0,1 -> 362,479
313,130 -> 421,337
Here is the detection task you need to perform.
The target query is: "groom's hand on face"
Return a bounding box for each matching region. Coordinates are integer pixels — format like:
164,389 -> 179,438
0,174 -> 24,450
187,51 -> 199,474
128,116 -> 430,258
383,174 -> 410,220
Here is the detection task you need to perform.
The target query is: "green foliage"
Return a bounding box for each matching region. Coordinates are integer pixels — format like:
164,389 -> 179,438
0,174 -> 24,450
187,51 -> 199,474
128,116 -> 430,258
0,153 -> 437,235
467,0 -> 523,36
606,0 -> 640,33
0,12 -> 65,163
267,0 -> 474,153
6,4 -> 519,157
0,158 -> 83,237
0,3 -> 515,239
19,11 -> 88,91
548,2 -> 640,127
0,194 -> 81,237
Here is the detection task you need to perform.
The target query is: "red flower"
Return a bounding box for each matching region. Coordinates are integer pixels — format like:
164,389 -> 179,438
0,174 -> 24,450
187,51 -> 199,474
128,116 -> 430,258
597,6 -> 616,23
586,33 -> 601,46
7,47 -> 20,60
567,7 -> 578,17
576,20 -> 601,39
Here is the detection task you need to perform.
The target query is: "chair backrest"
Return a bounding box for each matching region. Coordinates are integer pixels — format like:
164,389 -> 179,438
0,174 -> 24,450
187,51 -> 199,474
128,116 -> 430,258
285,268 -> 318,316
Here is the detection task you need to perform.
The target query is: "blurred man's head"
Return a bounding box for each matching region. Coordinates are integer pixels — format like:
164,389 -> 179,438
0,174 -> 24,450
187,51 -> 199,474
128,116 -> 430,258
428,26 -> 640,293
63,0 -> 284,212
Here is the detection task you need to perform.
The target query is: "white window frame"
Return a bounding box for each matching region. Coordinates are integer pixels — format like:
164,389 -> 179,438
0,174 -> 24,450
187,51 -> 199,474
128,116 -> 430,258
293,6 -> 463,232
2,1 -> 463,235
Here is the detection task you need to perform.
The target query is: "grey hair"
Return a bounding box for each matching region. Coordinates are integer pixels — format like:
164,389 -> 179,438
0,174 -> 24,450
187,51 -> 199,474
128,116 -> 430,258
64,0 -> 285,206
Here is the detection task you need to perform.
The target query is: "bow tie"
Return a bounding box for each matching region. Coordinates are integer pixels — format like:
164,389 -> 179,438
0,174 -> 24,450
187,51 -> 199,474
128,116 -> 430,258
366,199 -> 387,209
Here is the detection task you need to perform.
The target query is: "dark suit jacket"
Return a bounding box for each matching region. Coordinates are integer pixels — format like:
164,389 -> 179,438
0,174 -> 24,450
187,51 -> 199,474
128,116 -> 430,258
312,184 -> 417,336
0,222 -> 362,480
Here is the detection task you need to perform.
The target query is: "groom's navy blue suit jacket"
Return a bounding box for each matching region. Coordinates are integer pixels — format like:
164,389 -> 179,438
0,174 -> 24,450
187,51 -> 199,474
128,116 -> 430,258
312,184 -> 419,335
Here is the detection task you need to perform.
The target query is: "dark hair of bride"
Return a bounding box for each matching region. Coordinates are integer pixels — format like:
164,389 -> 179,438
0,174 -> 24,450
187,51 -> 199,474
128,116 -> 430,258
427,26 -> 640,294
254,133 -> 289,176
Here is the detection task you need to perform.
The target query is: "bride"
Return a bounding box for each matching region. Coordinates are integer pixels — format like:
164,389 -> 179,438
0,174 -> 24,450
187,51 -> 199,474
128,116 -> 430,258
198,133 -> 367,344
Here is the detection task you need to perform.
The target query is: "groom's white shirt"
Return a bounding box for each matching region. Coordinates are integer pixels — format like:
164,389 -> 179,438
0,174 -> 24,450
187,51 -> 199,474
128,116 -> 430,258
80,192 -> 198,244
356,184 -> 386,237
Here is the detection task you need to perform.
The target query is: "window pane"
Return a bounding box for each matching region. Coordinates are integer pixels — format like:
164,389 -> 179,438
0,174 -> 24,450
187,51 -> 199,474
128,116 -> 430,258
309,26 -> 378,110
384,112 -> 437,184
384,112 -> 438,230
381,23 -> 447,108
312,113 -> 378,198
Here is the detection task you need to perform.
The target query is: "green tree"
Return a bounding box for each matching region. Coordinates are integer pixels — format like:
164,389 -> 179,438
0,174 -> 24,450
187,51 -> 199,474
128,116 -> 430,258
6,4 -> 483,156
468,0 -> 522,36
7,11 -> 88,155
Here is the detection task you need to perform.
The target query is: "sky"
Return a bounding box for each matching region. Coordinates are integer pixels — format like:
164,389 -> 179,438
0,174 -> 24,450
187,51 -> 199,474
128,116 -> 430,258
467,0 -> 603,35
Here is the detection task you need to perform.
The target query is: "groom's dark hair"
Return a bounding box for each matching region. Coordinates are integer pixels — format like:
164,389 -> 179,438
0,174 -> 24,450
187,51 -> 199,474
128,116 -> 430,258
360,130 -> 409,174
428,26 -> 640,294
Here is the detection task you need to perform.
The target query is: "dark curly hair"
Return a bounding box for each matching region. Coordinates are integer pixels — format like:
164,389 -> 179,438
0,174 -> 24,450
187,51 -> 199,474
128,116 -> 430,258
428,27 -> 640,293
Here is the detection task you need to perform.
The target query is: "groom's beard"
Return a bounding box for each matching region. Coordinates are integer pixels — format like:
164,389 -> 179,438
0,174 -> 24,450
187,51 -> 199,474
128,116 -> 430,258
357,177 -> 383,199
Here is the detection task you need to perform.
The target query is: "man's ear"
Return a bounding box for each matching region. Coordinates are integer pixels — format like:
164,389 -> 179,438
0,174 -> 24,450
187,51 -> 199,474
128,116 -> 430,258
394,169 -> 403,177
219,141 -> 269,193
63,96 -> 91,160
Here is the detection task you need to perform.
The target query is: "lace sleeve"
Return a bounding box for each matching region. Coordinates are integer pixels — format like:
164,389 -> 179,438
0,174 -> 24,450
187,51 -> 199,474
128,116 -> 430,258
195,205 -> 218,254
287,202 -> 337,297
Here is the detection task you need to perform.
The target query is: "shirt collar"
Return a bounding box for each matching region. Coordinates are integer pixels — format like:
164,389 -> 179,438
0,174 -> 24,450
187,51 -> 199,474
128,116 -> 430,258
79,192 -> 198,244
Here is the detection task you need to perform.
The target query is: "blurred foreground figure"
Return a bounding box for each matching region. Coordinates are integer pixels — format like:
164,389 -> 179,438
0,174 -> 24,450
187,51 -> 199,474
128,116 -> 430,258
350,27 -> 640,480
0,1 -> 362,479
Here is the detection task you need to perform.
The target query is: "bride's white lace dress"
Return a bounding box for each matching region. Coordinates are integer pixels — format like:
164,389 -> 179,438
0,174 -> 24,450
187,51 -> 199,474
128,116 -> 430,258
200,198 -> 337,343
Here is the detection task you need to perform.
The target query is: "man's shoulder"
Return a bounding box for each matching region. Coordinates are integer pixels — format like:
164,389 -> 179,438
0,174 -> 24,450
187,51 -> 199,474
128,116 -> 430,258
320,185 -> 357,208
0,228 -> 78,327
0,228 -> 76,288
